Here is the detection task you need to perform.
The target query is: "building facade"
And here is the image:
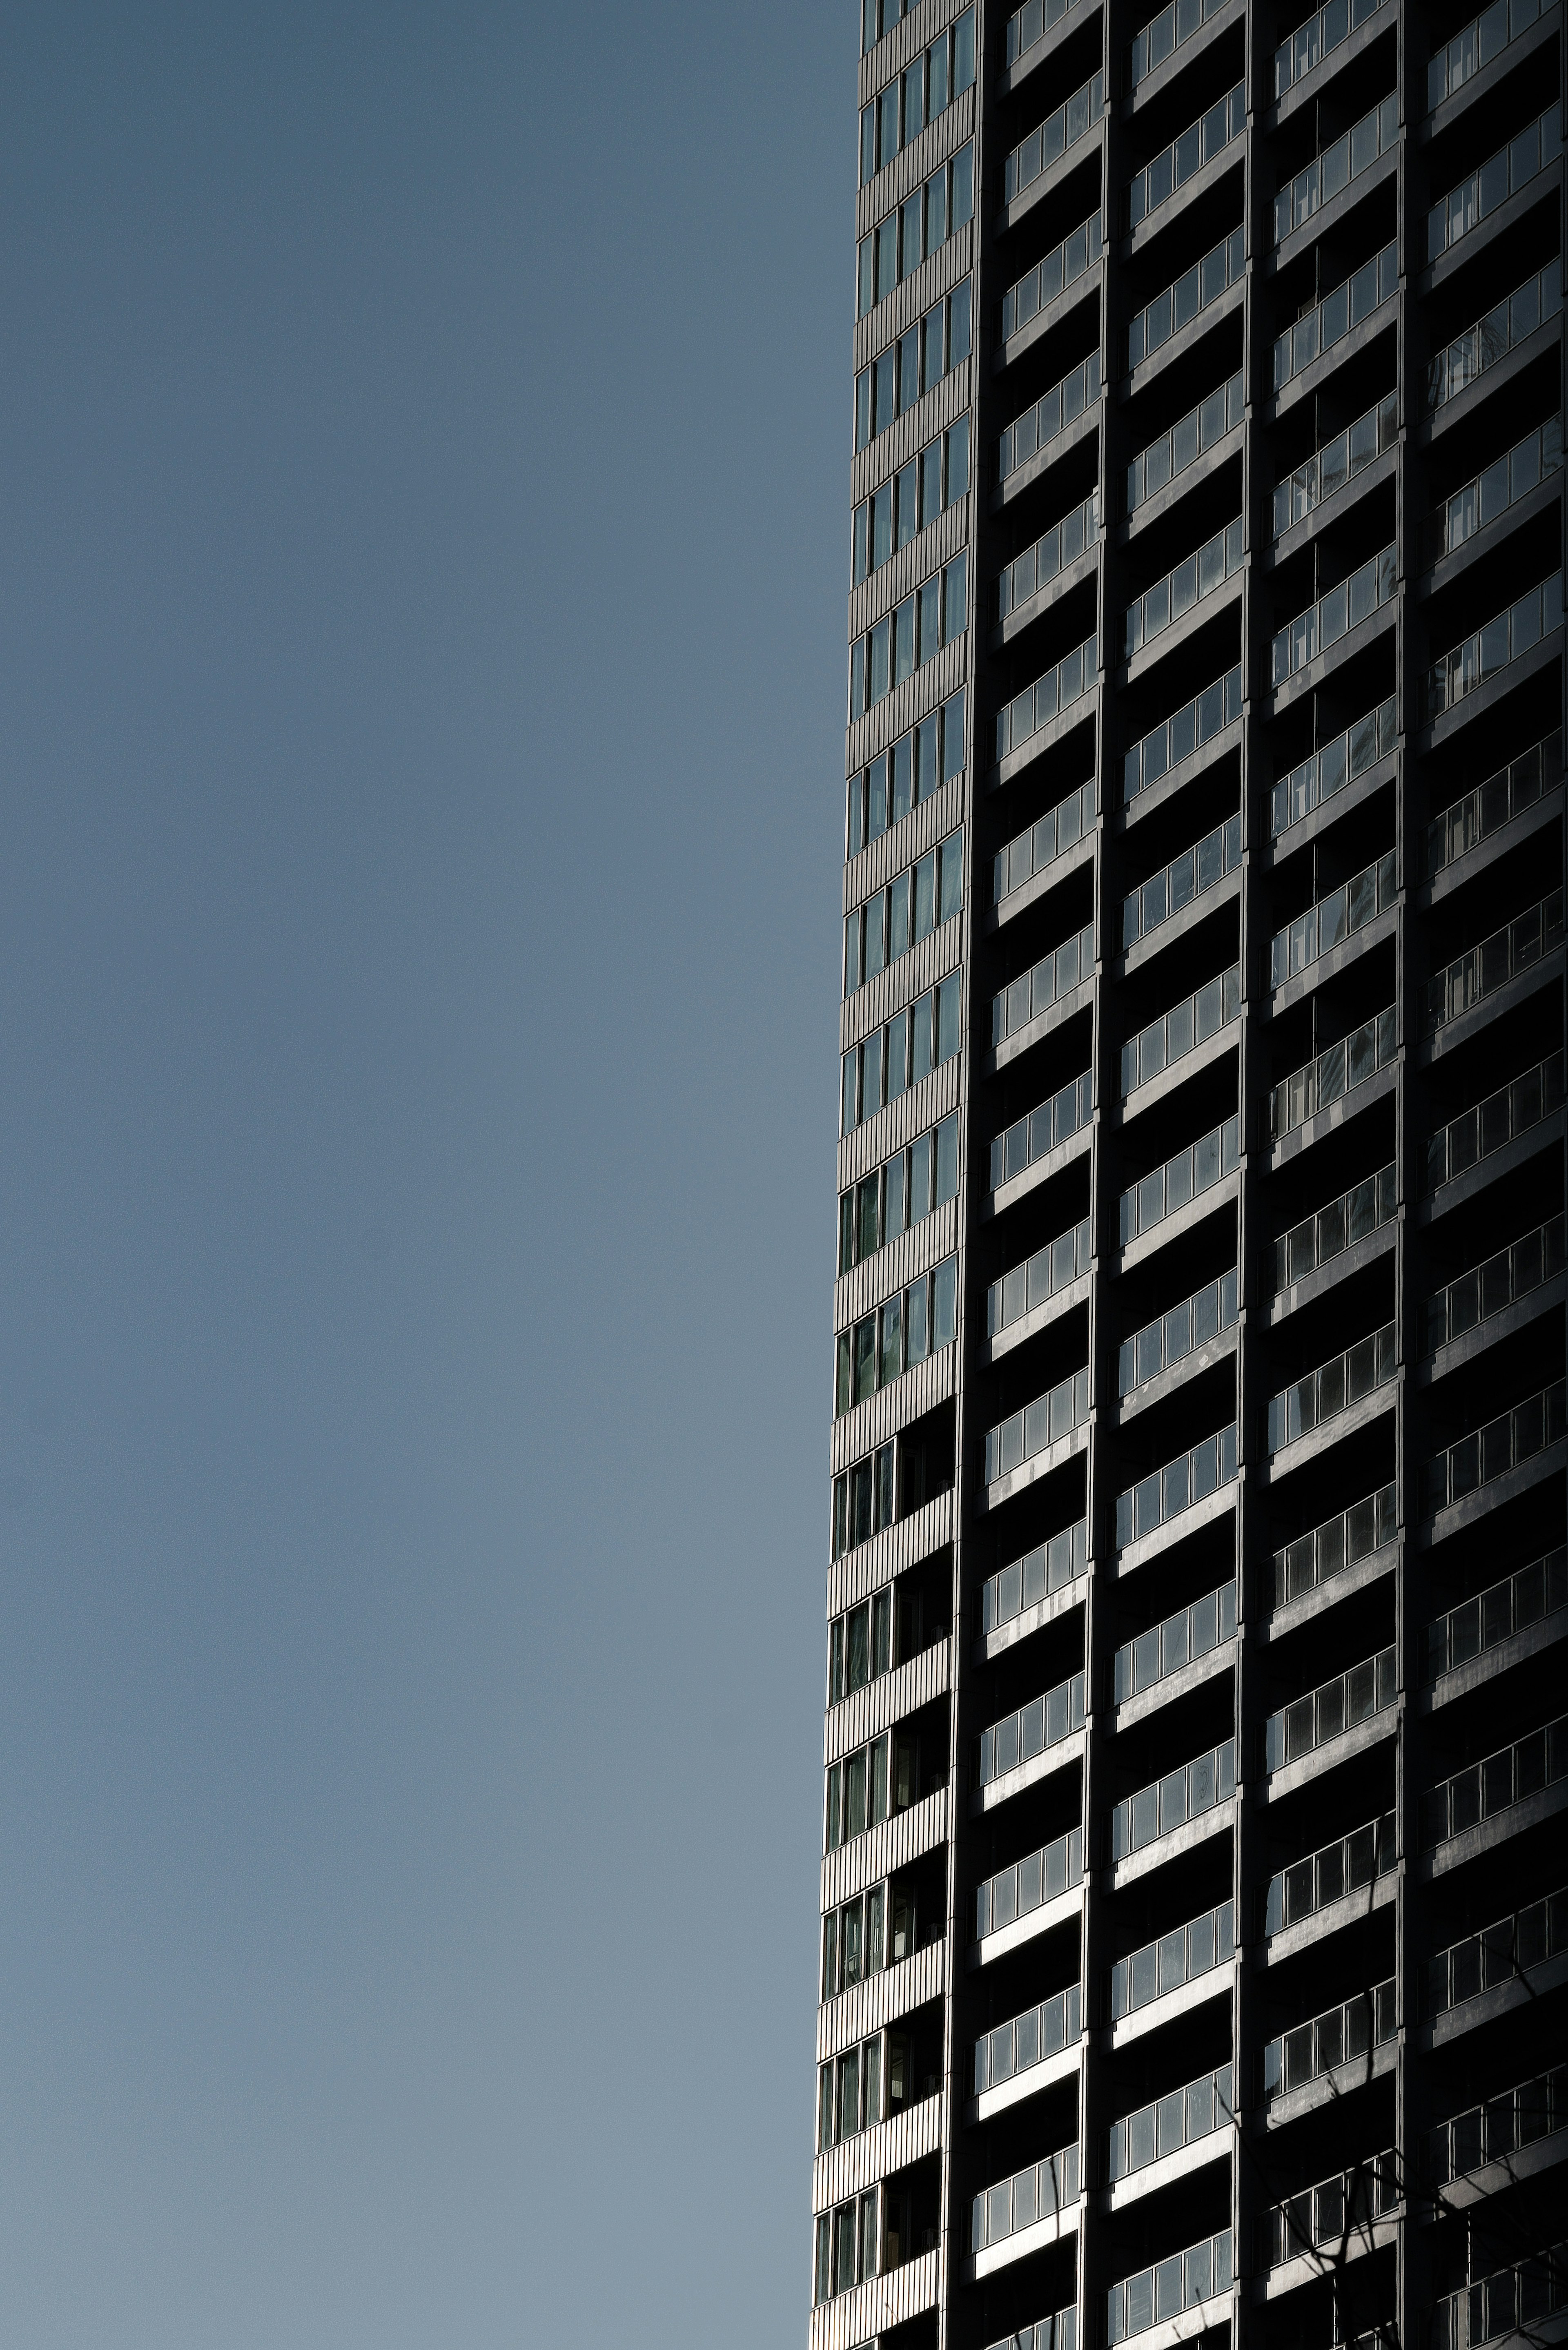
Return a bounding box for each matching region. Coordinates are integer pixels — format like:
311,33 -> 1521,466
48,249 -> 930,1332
813,2 -> 1568,2347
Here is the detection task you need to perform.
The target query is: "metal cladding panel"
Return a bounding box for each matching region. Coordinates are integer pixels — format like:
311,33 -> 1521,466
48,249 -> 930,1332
813,2091 -> 945,2210
820,1785 -> 949,1913
817,1935 -> 950,2062
825,1636 -> 952,1764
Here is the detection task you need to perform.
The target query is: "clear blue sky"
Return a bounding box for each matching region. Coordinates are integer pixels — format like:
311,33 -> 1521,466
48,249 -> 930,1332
0,4 -> 849,2340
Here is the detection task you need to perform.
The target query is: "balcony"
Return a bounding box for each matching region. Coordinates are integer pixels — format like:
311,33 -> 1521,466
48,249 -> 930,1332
1128,226 -> 1243,375
1273,392 -> 1396,540
989,1215 -> 1091,1340
1111,1736 -> 1236,1861
998,353 -> 1100,494
1004,68 -> 1104,209
1274,0 -> 1390,99
976,1824 -> 1084,1944
973,1981 -> 1080,2097
1274,92 -> 1398,252
1127,371 -> 1242,518
1129,0 -> 1231,91
1427,100 -> 1561,267
1425,573 -> 1564,724
1273,242 -> 1396,394
1115,1424 -> 1238,1548
992,920 -> 1096,1050
1125,517 -> 1243,663
1263,2151 -> 1397,2272
1272,851 -> 1396,995
1108,2229 -> 1232,2343
1270,1003 -> 1396,1145
1421,1710 -> 1568,1851
1427,414 -> 1562,569
1123,664 -> 1243,807
1423,1376 -> 1568,1516
1264,1810 -> 1396,1935
1001,214 -> 1103,347
986,2306 -> 1076,2350
1116,1580 -> 1236,1703
997,493 -> 1100,629
1423,1212 -> 1565,1357
1119,1112 -> 1240,1250
1270,693 -> 1396,841
1425,889 -> 1564,1036
1425,2061 -> 1567,2193
1121,964 -> 1240,1101
1424,1048 -> 1564,1195
1423,1885 -> 1568,2025
1266,1321 -> 1395,1455
982,1367 -> 1090,1490
1425,729 -> 1561,880
1271,1481 -> 1397,1611
1272,1165 -> 1396,1300
993,778 -> 1095,912
1120,1271 -> 1239,1402
1108,2061 -> 1233,2185
1006,0 -> 1093,74
1424,1547 -> 1568,1681
1272,542 -> 1396,689
1429,2245 -> 1568,2350
995,631 -> 1098,766
970,2140 -> 1080,2265
1428,262 -> 1562,412
1265,1647 -> 1395,1773
1110,1896 -> 1235,2022
1263,1980 -> 1394,2098
992,1069 -> 1094,1195
982,1517 -> 1089,1635
1430,0 -> 1550,107
976,1670 -> 1085,1793
1128,82 -> 1245,234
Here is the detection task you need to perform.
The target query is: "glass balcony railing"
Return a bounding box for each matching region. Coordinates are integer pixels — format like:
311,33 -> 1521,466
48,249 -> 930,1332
1425,1049 -> 1565,1192
1129,0 -> 1228,87
984,1368 -> 1090,1484
1425,2063 -> 1567,2186
1271,1005 -> 1396,1141
1431,0 -> 1546,106
1129,226 -> 1244,370
1428,415 -> 1562,565
1272,1482 -> 1396,1609
1425,1548 -> 1568,1679
1115,1581 -> 1236,1702
1430,2245 -> 1568,2350
1265,2154 -> 1397,2266
1119,1269 -> 1238,1396
1425,731 -> 1561,877
1273,543 -> 1396,684
994,778 -> 1096,906
1274,241 -> 1397,388
982,1518 -> 1089,1634
1271,694 -> 1396,837
986,2306 -> 1077,2350
1276,0 -> 1390,97
1126,516 -> 1243,658
1266,1647 -> 1395,1770
1274,392 -> 1396,539
1123,815 -> 1240,950
996,632 -> 1098,762
1427,890 -> 1563,1032
976,1825 -> 1084,1939
999,352 -> 1101,486
1429,102 -> 1560,263
1116,1425 -> 1238,1546
972,2142 -> 1080,2253
998,491 -> 1100,621
1129,83 -> 1245,229
1002,214 -> 1104,341
1109,2231 -> 1232,2342
1005,69 -> 1104,205
1128,372 -> 1242,515
1428,572 -> 1563,718
993,920 -> 1096,1045
1425,1886 -> 1568,2017
1122,964 -> 1240,1098
974,1982 -> 1081,2094
1428,265 -> 1562,410
1276,93 -> 1397,247
1264,1980 -> 1394,2098
1265,1810 -> 1396,1932
1272,849 -> 1396,989
1267,1322 -> 1396,1451
990,1218 -> 1092,1337
1111,1897 -> 1235,2018
992,1068 -> 1094,1190
1273,1164 -> 1396,1295
1424,1213 -> 1565,1351
1422,1712 -> 1568,1846
1123,667 -> 1242,804
1120,1113 -> 1241,1246
1109,2063 -> 1233,2181
978,1671 -> 1085,1786
1425,1378 -> 1567,1512
1007,0 -> 1092,69
1111,1738 -> 1236,1858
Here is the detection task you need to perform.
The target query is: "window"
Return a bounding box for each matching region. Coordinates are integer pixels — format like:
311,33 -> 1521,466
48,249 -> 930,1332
859,9 -> 974,179
825,1729 -> 920,1850
828,1589 -> 892,1703
842,971 -> 963,1134
849,553 -> 968,718
853,417 -> 970,584
835,1256 -> 958,1414
814,2187 -> 881,2303
845,831 -> 964,996
858,145 -> 974,318
832,1440 -> 895,1557
847,691 -> 966,857
838,1111 -> 960,1273
820,1877 -> 922,1999
816,2027 -> 914,2149
855,280 -> 971,453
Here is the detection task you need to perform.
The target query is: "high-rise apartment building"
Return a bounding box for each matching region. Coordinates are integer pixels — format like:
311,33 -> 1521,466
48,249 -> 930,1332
813,3 -> 1567,2347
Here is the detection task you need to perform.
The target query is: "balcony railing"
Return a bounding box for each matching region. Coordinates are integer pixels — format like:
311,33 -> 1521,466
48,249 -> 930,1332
1425,1049 -> 1565,1192
1120,1269 -> 1238,1396
1422,1712 -> 1568,1846
977,1824 -> 1084,1938
1276,0 -> 1390,96
992,1068 -> 1094,1190
975,1982 -> 1081,2094
1428,101 -> 1561,263
1123,815 -> 1240,950
999,352 -> 1100,486
1111,1737 -> 1236,1858
994,778 -> 1095,906
1271,693 -> 1396,837
1002,214 -> 1104,341
1273,392 -> 1396,538
1007,0 -> 1092,69
1427,889 -> 1564,1031
986,2306 -> 1077,2350
978,1671 -> 1085,1786
1271,1004 -> 1396,1141
1116,1581 -> 1236,1703
1267,1321 -> 1396,1451
1267,1647 -> 1395,1770
1109,2230 -> 1232,2342
1272,1482 -> 1396,1609
1425,730 -> 1562,877
1116,1425 -> 1238,1546
1272,849 -> 1396,989
1428,415 -> 1562,565
972,2141 -> 1080,2253
1273,542 -> 1396,684
984,1367 -> 1091,1484
998,492 -> 1100,621
1425,1548 -> 1567,1679
1431,0 -> 1546,106
1427,572 -> 1563,719
1005,69 -> 1104,205
1264,2152 -> 1397,2266
1265,1810 -> 1396,1932
1128,372 -> 1242,515
1129,225 -> 1244,370
1424,1213 -> 1565,1351
1264,1981 -> 1394,2098
1120,1113 -> 1241,1246
1129,0 -> 1227,86
991,1217 -> 1092,1337
1276,93 -> 1398,246
1424,1378 -> 1567,1512
1425,2063 -> 1567,2187
1122,964 -> 1240,1097
1111,1897 -> 1234,2018
1129,82 -> 1245,229
993,921 -> 1096,1045
1430,2245 -> 1568,2350
1429,263 -> 1563,409
1274,241 -> 1397,388
982,1517 -> 1088,1634
1126,516 -> 1243,658
1273,1164 -> 1396,1295
1425,1886 -> 1568,2017
1123,666 -> 1243,803
1109,2063 -> 1233,2181
997,632 -> 1098,763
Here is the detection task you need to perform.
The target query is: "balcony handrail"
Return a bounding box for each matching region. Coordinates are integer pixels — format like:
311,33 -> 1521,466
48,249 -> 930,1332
985,2305 -> 1077,2350
1119,1269 -> 1238,1397
1274,240 -> 1397,388
1425,2063 -> 1567,2187
1129,81 -> 1244,230
1119,1113 -> 1241,1246
1116,1424 -> 1238,1547
1429,2241 -> 1568,2350
996,632 -> 1098,764
1424,1548 -> 1568,1681
995,778 -> 1095,906
1275,91 -> 1398,247
1111,1897 -> 1234,2018
984,1367 -> 1090,1485
1109,2061 -> 1234,2180
1128,372 -> 1242,514
1424,1884 -> 1568,2018
974,1981 -> 1081,2094
976,1824 -> 1084,1939
1263,1979 -> 1394,2097
1271,693 -> 1396,837
1266,1320 -> 1395,1451
972,2140 -> 1080,2252
1271,1004 -> 1396,1141
1266,1647 -> 1395,1770
990,1217 -> 1092,1337
1129,0 -> 1228,87
1430,0 -> 1546,106
1109,2229 -> 1232,2342
1275,0 -> 1390,96
1123,814 -> 1240,950
1273,391 -> 1396,538
1428,263 -> 1563,409
991,1068 -> 1094,1191
1272,1164 -> 1396,1297
1111,1737 -> 1236,1859
1265,1810 -> 1396,1933
1424,1378 -> 1567,1514
982,1517 -> 1088,1633
1122,963 -> 1241,1098
1271,848 -> 1396,989
1007,0 -> 1092,70
1115,1580 -> 1236,1702
999,352 -> 1101,486
1124,666 -> 1243,803
1005,68 -> 1104,206
1428,100 -> 1560,262
1428,573 -> 1564,718
1421,1710 -> 1568,1846
978,1670 -> 1085,1786
999,490 -> 1100,622
1425,889 -> 1563,1031
1129,225 -> 1244,370
1425,1050 -> 1565,1193
1425,729 -> 1561,877
1273,541 -> 1396,685
993,919 -> 1096,1045
1272,1482 -> 1396,1609
1126,515 -> 1243,658
1264,2150 -> 1398,2265
1424,1215 -> 1565,1352
1002,212 -> 1104,342
1428,415 -> 1562,564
